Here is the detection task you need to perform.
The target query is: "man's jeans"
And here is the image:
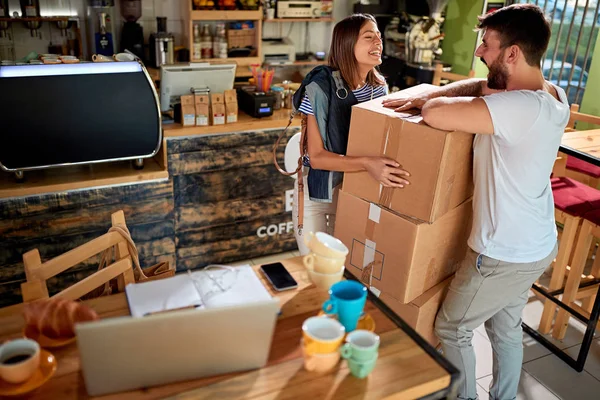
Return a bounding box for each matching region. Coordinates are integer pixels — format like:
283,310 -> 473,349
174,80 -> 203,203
435,243 -> 558,400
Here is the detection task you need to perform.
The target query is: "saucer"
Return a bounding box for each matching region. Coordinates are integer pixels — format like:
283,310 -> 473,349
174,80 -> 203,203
317,311 -> 376,332
24,326 -> 76,348
0,349 -> 57,396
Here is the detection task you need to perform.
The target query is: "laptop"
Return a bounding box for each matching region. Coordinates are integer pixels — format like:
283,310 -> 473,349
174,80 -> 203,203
75,299 -> 280,396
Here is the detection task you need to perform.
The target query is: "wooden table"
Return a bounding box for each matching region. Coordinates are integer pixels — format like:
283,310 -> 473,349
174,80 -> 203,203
560,128 -> 600,167
0,257 -> 458,399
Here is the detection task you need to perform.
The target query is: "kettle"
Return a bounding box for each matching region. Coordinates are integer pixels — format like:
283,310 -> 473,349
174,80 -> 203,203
149,17 -> 174,68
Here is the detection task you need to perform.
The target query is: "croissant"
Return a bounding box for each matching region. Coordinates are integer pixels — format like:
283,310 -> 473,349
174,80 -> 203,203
23,297 -> 99,338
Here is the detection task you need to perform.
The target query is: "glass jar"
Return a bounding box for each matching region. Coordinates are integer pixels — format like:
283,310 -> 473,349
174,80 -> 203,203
271,86 -> 284,110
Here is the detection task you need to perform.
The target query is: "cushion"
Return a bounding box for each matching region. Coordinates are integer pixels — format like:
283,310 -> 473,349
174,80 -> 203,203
566,157 -> 600,178
583,208 -> 600,226
552,177 -> 600,216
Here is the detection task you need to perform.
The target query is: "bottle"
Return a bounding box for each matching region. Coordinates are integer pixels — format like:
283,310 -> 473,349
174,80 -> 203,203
213,23 -> 227,59
193,23 -> 201,60
200,24 -> 213,59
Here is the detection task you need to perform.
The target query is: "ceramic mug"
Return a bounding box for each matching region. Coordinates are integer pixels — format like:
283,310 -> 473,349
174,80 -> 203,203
0,338 -> 41,384
302,316 -> 345,355
303,252 -> 346,274
300,339 -> 340,373
304,232 -> 349,259
346,354 -> 378,379
307,266 -> 345,291
322,280 -> 367,332
340,330 -> 380,362
92,54 -> 113,62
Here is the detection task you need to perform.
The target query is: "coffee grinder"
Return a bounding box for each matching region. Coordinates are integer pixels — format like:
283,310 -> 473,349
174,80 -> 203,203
120,0 -> 144,60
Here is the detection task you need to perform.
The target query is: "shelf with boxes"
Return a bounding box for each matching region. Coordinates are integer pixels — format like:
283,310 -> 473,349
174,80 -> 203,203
188,6 -> 262,66
178,89 -> 238,128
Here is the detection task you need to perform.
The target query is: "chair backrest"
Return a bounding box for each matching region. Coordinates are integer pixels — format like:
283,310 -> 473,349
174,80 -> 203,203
568,104 -> 600,130
432,63 -> 476,86
20,210 -> 135,303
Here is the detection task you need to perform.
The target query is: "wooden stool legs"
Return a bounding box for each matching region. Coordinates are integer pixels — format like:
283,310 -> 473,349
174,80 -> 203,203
552,219 -> 600,339
539,211 -> 580,334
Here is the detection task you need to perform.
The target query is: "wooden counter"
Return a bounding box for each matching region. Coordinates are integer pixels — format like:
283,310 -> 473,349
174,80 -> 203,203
0,116 -> 301,308
163,109 -> 299,137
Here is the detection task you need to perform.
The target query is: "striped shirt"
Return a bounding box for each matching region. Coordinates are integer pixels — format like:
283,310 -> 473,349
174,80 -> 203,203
298,83 -> 388,115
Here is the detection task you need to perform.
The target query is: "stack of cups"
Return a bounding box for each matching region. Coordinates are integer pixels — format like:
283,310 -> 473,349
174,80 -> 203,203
301,316 -> 345,373
303,232 -> 349,291
340,330 -> 380,379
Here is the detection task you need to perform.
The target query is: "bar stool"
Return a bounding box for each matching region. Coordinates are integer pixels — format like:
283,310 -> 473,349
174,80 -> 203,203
538,177 -> 600,334
552,208 -> 600,340
564,104 -> 600,188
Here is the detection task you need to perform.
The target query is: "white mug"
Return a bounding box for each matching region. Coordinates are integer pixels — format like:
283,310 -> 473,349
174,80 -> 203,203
0,338 -> 41,384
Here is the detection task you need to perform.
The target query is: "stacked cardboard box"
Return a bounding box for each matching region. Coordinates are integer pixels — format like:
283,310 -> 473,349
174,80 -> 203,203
333,84 -> 474,344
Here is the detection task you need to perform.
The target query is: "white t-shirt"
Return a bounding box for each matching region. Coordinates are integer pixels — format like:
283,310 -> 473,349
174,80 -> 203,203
469,85 -> 570,263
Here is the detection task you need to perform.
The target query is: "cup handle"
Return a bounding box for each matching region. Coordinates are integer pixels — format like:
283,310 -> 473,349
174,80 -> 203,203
303,254 -> 314,271
322,299 -> 337,315
340,343 -> 353,359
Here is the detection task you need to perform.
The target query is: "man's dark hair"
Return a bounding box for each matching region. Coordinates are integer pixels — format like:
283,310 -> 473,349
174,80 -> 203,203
477,3 -> 551,67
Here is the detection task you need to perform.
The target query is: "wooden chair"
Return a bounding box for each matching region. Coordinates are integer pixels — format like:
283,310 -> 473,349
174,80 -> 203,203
20,210 -> 136,303
432,63 -> 475,86
563,104 -> 600,188
552,211 -> 600,339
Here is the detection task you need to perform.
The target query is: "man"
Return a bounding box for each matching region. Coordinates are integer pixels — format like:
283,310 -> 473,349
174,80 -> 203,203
383,4 -> 569,400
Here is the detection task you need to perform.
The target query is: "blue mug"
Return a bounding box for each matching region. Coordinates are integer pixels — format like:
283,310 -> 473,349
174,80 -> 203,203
322,281 -> 367,332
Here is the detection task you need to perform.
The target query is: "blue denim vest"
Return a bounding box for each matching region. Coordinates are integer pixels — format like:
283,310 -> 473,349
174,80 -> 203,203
292,66 -> 358,203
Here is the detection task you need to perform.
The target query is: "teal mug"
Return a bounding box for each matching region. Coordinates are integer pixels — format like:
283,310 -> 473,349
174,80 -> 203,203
347,355 -> 378,379
340,330 -> 380,362
322,280 -> 367,332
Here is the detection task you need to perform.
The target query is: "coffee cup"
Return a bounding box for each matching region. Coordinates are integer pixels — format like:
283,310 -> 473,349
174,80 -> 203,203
322,280 -> 367,332
0,338 -> 41,384
307,266 -> 345,291
340,330 -> 380,362
303,252 -> 346,274
300,339 -> 340,373
346,354 -> 378,379
302,316 -> 345,355
304,232 -> 349,259
92,54 -> 113,62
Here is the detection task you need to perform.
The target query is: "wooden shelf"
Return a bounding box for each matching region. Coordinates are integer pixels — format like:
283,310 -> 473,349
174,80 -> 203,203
0,16 -> 75,22
190,9 -> 262,21
264,18 -> 334,23
190,56 -> 261,66
265,60 -> 327,67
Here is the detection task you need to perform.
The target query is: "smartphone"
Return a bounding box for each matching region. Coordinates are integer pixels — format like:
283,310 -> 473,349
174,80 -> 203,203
260,262 -> 298,291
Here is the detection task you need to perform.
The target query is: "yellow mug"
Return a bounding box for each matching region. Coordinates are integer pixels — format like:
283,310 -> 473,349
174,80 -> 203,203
307,266 -> 345,291
300,339 -> 341,373
303,252 -> 346,274
304,232 -> 349,259
302,316 -> 345,355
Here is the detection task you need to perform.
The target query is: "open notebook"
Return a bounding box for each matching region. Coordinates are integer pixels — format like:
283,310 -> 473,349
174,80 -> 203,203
125,265 -> 273,317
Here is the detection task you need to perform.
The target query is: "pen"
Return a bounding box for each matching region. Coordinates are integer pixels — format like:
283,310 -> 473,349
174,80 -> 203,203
144,304 -> 202,316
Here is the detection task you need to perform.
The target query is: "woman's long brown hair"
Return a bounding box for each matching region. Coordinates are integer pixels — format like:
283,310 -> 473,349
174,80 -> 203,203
327,14 -> 386,89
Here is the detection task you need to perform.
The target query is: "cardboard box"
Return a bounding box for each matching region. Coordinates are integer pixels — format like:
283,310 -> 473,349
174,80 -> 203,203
180,94 -> 195,106
224,89 -> 238,123
334,189 -> 472,304
343,84 -> 474,223
380,276 -> 452,347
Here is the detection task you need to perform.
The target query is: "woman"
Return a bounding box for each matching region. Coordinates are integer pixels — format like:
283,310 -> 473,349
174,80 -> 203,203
291,14 -> 410,255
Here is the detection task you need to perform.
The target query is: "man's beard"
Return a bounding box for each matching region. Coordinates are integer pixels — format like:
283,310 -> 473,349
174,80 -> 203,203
482,54 -> 509,90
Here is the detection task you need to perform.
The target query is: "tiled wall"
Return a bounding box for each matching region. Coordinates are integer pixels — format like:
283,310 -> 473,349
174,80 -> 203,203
1,0 -> 189,61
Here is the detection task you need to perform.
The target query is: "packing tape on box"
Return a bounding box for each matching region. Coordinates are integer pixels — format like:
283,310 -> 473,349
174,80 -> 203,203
378,118 -> 402,208
361,203 -> 382,296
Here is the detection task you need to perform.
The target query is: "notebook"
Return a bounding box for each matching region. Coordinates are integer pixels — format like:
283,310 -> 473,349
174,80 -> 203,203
125,265 -> 273,317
